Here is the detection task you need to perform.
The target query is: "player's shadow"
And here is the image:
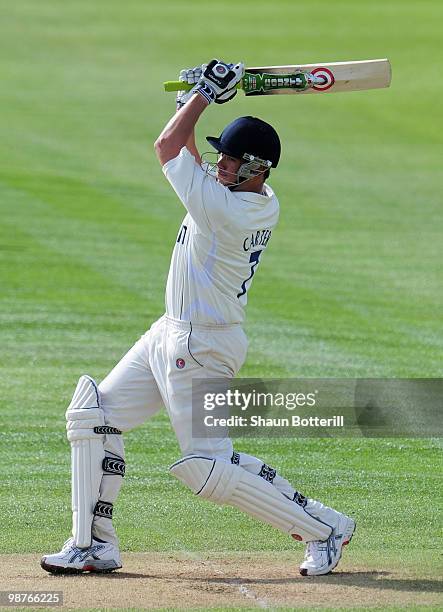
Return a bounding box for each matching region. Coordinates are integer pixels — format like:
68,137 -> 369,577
205,571 -> 443,594
96,570 -> 443,594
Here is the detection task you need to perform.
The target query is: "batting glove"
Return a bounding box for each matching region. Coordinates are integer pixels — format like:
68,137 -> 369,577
176,66 -> 202,110
197,59 -> 244,105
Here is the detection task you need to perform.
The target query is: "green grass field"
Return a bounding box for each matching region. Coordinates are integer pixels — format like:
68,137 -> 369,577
1,0 -> 442,609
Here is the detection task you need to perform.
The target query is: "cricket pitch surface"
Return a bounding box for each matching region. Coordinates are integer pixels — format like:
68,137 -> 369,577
1,552 -> 442,610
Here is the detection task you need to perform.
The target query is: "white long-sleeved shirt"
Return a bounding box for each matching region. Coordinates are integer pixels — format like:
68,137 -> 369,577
162,147 -> 279,324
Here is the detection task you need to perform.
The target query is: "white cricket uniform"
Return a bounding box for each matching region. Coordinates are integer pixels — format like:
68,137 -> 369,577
97,146 -> 279,459
66,144 -> 347,555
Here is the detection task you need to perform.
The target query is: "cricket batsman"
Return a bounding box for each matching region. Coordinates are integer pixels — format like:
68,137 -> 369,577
41,59 -> 355,577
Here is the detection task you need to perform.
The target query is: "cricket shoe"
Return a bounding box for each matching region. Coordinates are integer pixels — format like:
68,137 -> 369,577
40,537 -> 122,574
299,514 -> 355,576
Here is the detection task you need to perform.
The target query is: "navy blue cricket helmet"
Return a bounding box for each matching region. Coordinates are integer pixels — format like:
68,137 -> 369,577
206,116 -> 281,168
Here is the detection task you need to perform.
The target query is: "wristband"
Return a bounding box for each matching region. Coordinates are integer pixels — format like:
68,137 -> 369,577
196,82 -> 216,105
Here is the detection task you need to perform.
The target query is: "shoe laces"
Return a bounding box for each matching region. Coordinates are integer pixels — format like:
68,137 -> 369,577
61,537 -> 75,552
304,536 -> 332,562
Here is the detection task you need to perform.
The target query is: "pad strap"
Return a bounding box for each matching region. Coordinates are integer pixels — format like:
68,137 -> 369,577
94,426 -> 122,435
94,500 -> 113,519
103,456 -> 126,477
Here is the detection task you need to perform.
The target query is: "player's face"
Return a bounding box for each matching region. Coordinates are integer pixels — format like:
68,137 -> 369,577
216,153 -> 242,186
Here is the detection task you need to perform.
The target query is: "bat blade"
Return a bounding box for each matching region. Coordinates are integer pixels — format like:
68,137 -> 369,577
163,59 -> 391,95
246,59 -> 391,95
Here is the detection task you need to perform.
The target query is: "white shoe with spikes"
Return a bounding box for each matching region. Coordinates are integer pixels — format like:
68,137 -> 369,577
299,514 -> 355,576
40,537 -> 122,574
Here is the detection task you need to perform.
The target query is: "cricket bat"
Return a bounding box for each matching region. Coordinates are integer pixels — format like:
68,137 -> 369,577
163,59 -> 391,96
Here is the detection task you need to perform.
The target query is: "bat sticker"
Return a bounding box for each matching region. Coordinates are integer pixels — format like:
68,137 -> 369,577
311,67 -> 335,91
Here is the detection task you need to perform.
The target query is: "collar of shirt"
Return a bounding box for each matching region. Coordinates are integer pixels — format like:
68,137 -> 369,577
231,183 -> 274,203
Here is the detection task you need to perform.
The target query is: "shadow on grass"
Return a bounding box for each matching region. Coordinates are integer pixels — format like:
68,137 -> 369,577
86,570 -> 443,594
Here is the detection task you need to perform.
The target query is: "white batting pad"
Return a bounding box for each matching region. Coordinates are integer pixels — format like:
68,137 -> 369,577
66,376 -> 105,548
231,451 -> 295,499
67,374 -> 100,414
169,455 -> 218,494
170,456 -> 332,542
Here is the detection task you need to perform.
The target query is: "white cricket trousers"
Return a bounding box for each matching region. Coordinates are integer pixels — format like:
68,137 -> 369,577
98,314 -> 248,458
92,314 -> 339,547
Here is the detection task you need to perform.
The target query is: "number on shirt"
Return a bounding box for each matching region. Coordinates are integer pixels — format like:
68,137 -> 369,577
237,250 -> 262,298
176,224 -> 187,245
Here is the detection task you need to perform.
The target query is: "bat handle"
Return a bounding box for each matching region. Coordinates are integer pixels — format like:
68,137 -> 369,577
164,81 -> 192,92
163,80 -> 244,93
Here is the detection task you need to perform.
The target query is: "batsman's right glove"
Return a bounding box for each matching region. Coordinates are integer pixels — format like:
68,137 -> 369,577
176,66 -> 202,110
177,60 -> 244,107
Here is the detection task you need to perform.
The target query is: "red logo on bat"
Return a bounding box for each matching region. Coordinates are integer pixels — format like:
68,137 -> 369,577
311,67 -> 335,91
216,65 -> 227,75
